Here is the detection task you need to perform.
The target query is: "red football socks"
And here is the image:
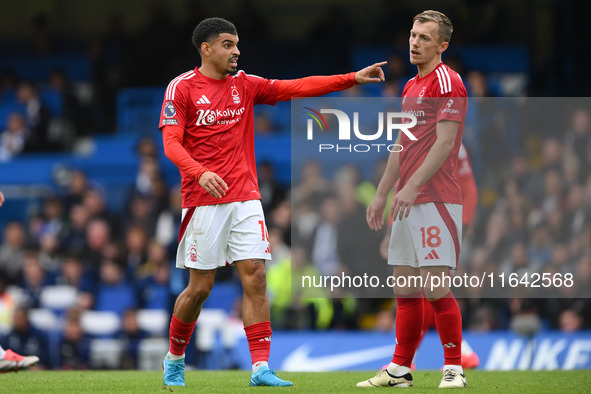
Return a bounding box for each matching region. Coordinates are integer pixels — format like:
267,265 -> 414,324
430,291 -> 462,365
392,291 -> 424,367
421,296 -> 435,336
168,314 -> 197,356
244,321 -> 272,365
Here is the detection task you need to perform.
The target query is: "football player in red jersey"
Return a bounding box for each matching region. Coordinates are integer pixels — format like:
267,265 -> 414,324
159,17 -> 385,388
360,11 -> 468,389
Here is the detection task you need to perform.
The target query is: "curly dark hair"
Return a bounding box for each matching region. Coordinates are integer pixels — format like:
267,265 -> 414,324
192,17 -> 237,53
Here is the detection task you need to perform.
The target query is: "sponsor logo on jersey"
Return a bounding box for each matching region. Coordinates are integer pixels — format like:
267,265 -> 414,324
424,249 -> 440,260
403,109 -> 425,118
441,98 -> 460,115
196,94 -> 210,105
164,101 -> 176,118
195,107 -> 246,126
162,119 -> 178,125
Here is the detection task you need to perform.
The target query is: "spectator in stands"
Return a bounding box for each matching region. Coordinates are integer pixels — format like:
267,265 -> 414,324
53,252 -> 94,310
59,308 -> 90,370
310,194 -> 341,276
0,221 -> 27,285
0,113 -> 27,161
40,196 -> 66,242
499,242 -> 530,277
291,160 -> 329,206
1,306 -> 48,369
20,249 -> 50,308
117,308 -> 148,369
253,111 -> 274,135
541,168 -> 564,216
135,136 -> 158,160
135,241 -> 170,310
267,246 -> 332,330
16,82 -> 54,152
124,194 -> 157,236
59,204 -> 91,257
122,225 -> 148,279
82,188 -> 121,239
38,230 -> 61,274
84,218 -> 113,269
61,170 -> 90,211
466,70 -> 494,97
155,184 -> 182,256
559,308 -> 584,332
47,68 -> 86,139
380,53 -> 408,96
131,157 -> 170,216
268,199 -> 291,247
528,223 -> 553,271
92,259 -> 138,317
134,157 -> 161,196
267,227 -> 289,270
257,161 -> 287,215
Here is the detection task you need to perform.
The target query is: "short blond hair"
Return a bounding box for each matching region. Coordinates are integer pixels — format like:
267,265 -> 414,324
413,10 -> 453,43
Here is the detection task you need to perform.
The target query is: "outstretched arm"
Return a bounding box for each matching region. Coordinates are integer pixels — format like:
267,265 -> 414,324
162,125 -> 228,199
0,191 -> 4,207
274,61 -> 386,102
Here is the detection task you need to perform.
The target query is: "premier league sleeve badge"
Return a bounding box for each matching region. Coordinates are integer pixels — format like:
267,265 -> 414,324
164,101 -> 177,118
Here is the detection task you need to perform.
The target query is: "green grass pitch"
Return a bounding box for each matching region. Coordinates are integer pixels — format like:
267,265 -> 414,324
2,370 -> 590,393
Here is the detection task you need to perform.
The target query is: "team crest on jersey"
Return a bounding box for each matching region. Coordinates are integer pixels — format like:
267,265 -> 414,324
164,101 -> 176,118
231,86 -> 240,104
417,87 -> 426,104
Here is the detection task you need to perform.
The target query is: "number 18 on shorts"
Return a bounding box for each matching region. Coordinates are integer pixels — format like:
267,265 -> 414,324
388,202 -> 462,269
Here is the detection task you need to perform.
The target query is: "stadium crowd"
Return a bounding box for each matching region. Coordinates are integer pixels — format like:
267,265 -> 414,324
0,5 -> 590,370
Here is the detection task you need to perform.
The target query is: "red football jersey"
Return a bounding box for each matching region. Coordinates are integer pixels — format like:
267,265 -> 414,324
398,63 -> 468,204
159,68 -> 280,208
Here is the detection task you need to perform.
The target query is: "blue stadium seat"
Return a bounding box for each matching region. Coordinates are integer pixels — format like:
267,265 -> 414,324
116,87 -> 165,136
202,282 -> 242,313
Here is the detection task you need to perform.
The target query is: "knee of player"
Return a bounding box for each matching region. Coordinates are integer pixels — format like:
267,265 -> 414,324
242,268 -> 267,294
422,284 -> 450,300
186,283 -> 213,303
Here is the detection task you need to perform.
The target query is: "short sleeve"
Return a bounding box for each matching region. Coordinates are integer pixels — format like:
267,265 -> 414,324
159,80 -> 188,130
435,68 -> 467,123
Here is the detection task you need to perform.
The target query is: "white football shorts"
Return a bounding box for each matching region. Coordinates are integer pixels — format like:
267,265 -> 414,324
177,200 -> 271,270
388,202 -> 462,269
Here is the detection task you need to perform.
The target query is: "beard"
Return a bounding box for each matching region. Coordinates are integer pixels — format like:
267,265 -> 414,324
226,66 -> 238,75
